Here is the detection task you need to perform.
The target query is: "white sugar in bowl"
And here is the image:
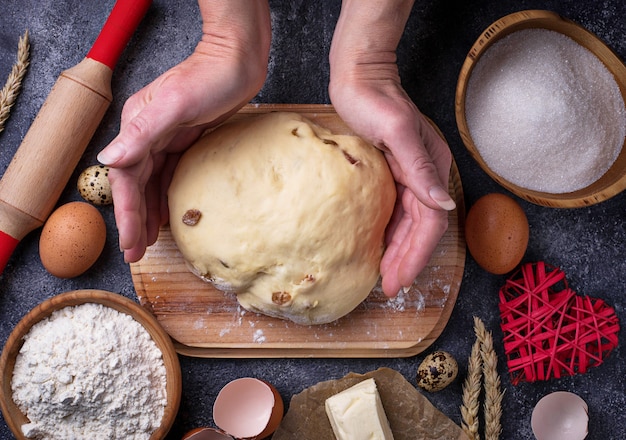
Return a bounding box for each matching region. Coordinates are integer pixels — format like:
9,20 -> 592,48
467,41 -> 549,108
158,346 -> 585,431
456,10 -> 626,208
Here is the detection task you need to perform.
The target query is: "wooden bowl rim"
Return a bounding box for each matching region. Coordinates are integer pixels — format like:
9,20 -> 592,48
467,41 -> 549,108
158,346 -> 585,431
455,9 -> 626,208
0,289 -> 182,440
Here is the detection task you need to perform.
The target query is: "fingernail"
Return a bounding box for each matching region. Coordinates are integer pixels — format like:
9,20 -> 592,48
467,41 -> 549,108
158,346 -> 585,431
97,145 -> 124,165
429,186 -> 456,211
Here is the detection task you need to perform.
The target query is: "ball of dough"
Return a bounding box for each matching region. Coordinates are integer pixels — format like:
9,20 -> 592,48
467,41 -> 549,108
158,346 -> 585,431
168,112 -> 396,325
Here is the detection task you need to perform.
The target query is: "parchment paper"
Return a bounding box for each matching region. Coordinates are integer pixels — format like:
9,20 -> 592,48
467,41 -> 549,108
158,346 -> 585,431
272,367 -> 469,440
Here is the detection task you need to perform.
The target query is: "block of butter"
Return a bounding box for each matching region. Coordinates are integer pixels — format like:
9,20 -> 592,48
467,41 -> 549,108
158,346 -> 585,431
325,377 -> 395,440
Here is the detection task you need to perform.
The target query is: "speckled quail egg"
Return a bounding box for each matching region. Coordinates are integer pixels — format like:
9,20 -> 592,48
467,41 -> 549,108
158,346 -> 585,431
77,164 -> 112,205
416,350 -> 459,392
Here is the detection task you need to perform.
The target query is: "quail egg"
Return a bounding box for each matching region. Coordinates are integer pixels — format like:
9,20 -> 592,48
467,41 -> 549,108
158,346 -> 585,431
416,350 -> 459,392
77,164 -> 112,205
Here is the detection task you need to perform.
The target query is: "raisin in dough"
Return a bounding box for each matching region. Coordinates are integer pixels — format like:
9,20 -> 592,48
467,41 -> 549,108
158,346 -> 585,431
168,112 -> 396,325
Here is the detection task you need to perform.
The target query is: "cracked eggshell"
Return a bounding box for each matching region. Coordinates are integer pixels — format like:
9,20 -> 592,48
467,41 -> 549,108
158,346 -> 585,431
213,377 -> 284,440
416,351 -> 459,392
77,164 -> 112,205
531,391 -> 588,440
182,428 -> 234,440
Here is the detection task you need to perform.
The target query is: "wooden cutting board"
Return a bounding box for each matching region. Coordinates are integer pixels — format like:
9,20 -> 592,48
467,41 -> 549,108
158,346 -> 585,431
131,104 -> 465,358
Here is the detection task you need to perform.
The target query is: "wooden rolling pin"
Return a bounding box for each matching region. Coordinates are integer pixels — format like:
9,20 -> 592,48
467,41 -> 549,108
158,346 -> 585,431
0,0 -> 152,274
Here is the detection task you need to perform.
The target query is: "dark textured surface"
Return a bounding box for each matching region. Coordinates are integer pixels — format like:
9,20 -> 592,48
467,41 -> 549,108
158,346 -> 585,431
1,1 -> 624,439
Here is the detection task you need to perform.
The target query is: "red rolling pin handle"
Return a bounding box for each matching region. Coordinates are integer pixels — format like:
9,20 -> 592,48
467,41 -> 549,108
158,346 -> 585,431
87,0 -> 152,70
0,231 -> 18,273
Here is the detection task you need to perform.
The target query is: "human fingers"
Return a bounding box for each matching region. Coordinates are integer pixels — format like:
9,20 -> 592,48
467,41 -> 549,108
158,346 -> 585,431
142,150 -> 184,249
380,209 -> 411,296
97,86 -> 186,168
143,157 -> 166,250
107,157 -> 152,262
380,187 -> 448,296
382,111 -> 456,212
396,204 -> 448,288
330,80 -> 455,212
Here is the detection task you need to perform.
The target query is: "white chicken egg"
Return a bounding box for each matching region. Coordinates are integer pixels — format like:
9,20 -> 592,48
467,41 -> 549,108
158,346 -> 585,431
531,391 -> 588,440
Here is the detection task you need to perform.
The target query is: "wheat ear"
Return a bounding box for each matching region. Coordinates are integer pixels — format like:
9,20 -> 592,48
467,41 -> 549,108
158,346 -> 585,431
475,317 -> 504,440
0,30 -> 30,134
461,334 -> 482,440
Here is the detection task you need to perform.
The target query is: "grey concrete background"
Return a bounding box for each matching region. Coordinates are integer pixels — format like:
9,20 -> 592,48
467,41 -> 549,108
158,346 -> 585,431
1,0 -> 624,438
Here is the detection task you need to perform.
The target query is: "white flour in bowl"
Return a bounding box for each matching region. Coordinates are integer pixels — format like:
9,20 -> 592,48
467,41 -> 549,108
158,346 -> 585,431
465,28 -> 626,193
11,303 -> 167,440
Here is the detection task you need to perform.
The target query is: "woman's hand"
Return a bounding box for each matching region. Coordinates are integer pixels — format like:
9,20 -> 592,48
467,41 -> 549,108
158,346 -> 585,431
97,0 -> 271,263
330,0 -> 455,296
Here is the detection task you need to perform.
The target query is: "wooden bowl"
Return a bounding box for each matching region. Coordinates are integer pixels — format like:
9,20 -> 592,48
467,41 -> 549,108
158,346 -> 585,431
455,10 -> 626,207
0,290 -> 182,439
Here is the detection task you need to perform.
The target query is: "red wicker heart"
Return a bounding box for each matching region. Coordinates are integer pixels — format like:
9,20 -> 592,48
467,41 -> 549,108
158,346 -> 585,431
499,261 -> 620,385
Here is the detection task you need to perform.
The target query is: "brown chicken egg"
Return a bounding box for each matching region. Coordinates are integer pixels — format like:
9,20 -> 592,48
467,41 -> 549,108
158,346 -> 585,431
213,378 -> 284,440
465,193 -> 529,274
39,201 -> 106,278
